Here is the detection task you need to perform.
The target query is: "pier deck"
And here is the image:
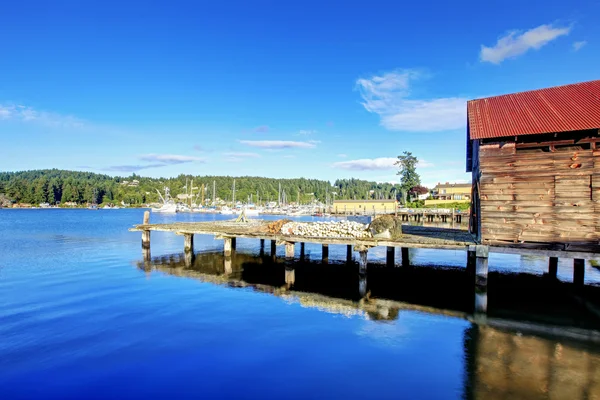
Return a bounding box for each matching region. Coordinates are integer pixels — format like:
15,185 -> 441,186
130,220 -> 476,250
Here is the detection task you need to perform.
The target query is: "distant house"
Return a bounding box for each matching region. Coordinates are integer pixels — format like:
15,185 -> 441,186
425,182 -> 471,205
333,199 -> 397,214
128,180 -> 140,187
63,201 -> 78,207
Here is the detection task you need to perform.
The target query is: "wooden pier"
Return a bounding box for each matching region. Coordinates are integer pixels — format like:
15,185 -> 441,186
131,211 -> 599,314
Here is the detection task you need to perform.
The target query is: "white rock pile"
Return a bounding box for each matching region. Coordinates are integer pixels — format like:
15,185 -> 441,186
280,220 -> 371,238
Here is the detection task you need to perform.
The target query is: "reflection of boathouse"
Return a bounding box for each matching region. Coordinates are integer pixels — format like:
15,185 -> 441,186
465,325 -> 600,399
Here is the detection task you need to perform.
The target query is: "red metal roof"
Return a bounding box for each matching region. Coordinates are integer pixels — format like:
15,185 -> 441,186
468,80 -> 600,140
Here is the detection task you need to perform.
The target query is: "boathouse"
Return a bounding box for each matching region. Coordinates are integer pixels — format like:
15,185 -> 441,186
467,79 -> 600,250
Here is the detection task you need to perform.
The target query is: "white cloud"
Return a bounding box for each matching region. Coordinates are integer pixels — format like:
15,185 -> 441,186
573,40 -> 587,51
0,103 -> 85,128
480,24 -> 571,64
356,70 -> 466,132
333,156 -> 433,171
139,154 -> 205,164
239,140 -> 317,149
298,129 -> 317,135
222,152 -> 261,158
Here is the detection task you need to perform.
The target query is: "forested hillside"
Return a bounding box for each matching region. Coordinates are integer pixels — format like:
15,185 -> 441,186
0,169 -> 402,206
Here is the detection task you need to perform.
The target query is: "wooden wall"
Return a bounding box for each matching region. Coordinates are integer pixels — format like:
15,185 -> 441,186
476,135 -> 600,247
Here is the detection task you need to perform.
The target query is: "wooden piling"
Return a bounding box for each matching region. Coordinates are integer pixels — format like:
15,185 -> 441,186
224,237 -> 233,256
224,256 -> 232,274
357,248 -> 368,274
259,239 -> 265,256
386,246 -> 395,267
322,244 -> 329,263
231,237 -> 237,250
270,240 -> 276,257
285,242 -> 295,259
401,247 -> 409,268
574,259 -> 585,287
475,245 -> 489,288
466,247 -> 476,276
300,242 -> 305,260
142,211 -> 151,249
548,257 -> 558,279
184,233 -> 194,253
346,244 -> 352,263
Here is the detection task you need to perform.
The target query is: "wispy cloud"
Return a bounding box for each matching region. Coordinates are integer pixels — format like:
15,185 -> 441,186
253,125 -> 270,133
239,140 -> 317,149
573,40 -> 587,51
480,24 -> 571,64
333,157 -> 433,171
298,129 -> 317,135
222,151 -> 261,160
139,154 -> 205,164
0,103 -> 85,128
356,70 -> 466,132
103,153 -> 205,172
104,164 -> 166,172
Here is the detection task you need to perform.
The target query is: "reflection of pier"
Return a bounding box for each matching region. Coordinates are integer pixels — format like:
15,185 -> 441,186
132,211 -> 600,318
137,249 -> 600,339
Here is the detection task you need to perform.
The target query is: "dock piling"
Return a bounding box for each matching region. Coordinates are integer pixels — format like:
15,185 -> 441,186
386,246 -> 395,267
466,247 -> 476,276
401,247 -> 410,268
259,239 -> 265,256
548,257 -> 558,279
475,245 -> 489,288
224,237 -> 233,257
184,233 -> 194,253
270,240 -> 277,257
346,244 -> 352,263
300,242 -> 305,260
141,211 -> 151,249
285,242 -> 295,259
574,259 -> 585,287
322,244 -> 329,263
231,237 -> 237,251
357,247 -> 368,274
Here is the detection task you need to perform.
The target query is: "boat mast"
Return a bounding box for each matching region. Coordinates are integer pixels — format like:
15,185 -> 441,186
213,180 -> 216,206
232,179 -> 236,206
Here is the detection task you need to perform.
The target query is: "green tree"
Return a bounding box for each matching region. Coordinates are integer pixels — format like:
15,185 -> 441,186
395,151 -> 421,198
33,177 -> 49,204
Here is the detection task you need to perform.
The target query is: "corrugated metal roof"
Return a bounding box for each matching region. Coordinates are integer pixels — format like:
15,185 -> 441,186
468,80 -> 600,140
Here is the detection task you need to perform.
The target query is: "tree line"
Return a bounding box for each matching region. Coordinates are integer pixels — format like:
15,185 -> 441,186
0,169 -> 407,206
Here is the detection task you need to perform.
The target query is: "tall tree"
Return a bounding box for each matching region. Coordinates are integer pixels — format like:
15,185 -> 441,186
395,151 -> 421,198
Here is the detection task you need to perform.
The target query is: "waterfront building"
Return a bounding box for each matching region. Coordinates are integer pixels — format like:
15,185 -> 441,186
333,199 -> 397,215
467,79 -> 600,249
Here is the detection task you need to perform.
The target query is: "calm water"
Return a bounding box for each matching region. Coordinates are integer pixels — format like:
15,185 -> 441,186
1,209 -> 600,399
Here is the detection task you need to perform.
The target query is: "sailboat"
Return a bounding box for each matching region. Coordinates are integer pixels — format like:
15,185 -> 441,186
152,187 -> 178,213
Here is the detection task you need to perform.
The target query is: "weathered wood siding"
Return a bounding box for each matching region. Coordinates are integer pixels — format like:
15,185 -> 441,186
478,140 -> 600,244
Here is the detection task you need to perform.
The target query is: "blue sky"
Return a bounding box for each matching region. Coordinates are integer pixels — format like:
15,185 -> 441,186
0,0 -> 598,187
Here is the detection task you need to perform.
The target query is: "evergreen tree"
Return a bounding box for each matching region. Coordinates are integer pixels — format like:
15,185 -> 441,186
395,152 -> 421,197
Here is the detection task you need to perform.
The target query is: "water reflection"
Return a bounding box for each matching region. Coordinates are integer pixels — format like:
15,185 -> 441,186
464,325 -> 600,399
138,250 -> 600,399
